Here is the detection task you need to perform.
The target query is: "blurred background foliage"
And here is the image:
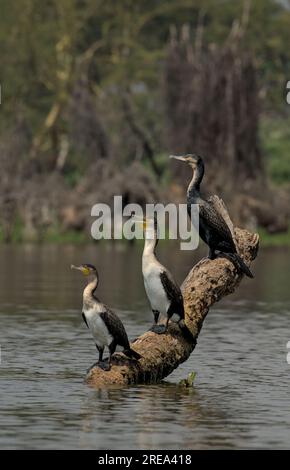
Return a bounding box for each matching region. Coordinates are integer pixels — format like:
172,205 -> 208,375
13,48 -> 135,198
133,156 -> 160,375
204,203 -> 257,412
0,0 -> 290,242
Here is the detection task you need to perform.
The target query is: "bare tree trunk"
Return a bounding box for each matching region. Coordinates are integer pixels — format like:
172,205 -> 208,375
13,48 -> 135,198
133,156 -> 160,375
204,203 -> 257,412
164,23 -> 263,190
86,227 -> 259,387
121,94 -> 162,180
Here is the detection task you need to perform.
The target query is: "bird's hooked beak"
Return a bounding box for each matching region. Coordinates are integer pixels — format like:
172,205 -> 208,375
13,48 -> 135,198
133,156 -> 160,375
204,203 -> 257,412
130,215 -> 157,240
169,154 -> 198,169
130,215 -> 147,229
169,155 -> 188,162
70,264 -> 90,276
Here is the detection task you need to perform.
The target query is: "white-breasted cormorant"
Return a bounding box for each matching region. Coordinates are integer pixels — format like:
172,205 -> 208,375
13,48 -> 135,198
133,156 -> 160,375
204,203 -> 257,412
135,216 -> 189,335
170,154 -> 254,278
71,263 -> 141,371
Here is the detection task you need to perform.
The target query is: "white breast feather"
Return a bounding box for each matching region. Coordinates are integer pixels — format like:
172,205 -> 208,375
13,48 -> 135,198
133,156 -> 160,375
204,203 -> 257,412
143,263 -> 170,314
83,305 -> 113,348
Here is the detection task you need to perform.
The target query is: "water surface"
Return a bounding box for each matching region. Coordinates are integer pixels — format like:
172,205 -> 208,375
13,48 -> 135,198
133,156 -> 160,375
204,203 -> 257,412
0,243 -> 290,449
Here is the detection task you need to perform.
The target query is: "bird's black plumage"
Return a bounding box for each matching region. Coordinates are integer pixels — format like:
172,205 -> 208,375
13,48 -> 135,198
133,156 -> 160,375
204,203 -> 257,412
82,313 -> 89,328
197,199 -> 237,255
140,216 -> 193,338
160,270 -> 184,320
72,263 -> 141,370
100,309 -> 130,350
172,154 -> 253,278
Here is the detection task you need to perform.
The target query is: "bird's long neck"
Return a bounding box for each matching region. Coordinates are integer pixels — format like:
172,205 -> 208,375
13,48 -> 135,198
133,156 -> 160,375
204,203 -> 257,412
187,162 -> 204,199
142,227 -> 158,265
83,274 -> 99,307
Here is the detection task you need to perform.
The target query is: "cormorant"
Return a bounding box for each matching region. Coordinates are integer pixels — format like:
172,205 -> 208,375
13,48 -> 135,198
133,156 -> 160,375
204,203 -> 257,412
71,263 -> 141,371
135,216 -> 189,335
170,154 -> 253,278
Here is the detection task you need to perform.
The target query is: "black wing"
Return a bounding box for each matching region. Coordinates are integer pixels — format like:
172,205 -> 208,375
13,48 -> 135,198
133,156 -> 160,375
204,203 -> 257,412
82,313 -> 89,328
100,308 -> 130,349
160,270 -> 181,302
199,199 -> 236,249
207,195 -> 239,251
160,270 -> 184,318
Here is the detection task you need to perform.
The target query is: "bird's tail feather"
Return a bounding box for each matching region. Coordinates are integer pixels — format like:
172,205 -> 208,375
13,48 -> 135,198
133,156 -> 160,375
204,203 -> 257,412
233,254 -> 254,278
178,319 -> 195,342
216,252 -> 254,278
124,348 -> 142,360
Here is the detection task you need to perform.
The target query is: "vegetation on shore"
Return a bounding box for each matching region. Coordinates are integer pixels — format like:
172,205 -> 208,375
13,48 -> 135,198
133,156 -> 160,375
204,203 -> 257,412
258,228 -> 290,248
0,0 -> 290,243
261,116 -> 290,186
1,221 -> 289,248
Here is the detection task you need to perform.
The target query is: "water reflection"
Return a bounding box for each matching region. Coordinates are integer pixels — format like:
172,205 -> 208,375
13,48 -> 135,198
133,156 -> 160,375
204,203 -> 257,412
78,383 -> 247,449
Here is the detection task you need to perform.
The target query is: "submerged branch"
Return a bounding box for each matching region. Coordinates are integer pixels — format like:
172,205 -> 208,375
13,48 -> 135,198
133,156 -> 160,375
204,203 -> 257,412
86,228 -> 259,387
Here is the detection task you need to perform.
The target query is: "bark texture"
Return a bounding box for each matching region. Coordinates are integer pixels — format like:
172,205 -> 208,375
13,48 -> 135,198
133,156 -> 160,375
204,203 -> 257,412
86,227 -> 259,388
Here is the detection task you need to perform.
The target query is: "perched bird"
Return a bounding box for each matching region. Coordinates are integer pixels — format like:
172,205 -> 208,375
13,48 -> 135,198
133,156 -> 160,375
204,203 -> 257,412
134,216 -> 190,336
71,263 -> 141,371
170,154 -> 253,278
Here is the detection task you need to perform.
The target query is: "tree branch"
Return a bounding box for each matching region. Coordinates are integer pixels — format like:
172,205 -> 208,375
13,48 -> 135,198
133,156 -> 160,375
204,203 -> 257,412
86,227 -> 259,387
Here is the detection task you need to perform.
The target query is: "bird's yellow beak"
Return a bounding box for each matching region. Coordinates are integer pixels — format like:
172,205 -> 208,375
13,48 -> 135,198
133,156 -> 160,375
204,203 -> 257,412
135,220 -> 147,229
71,265 -> 90,276
131,216 -> 147,229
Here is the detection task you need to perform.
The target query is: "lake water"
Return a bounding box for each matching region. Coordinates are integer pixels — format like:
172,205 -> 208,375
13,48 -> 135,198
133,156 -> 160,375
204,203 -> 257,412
0,242 -> 290,449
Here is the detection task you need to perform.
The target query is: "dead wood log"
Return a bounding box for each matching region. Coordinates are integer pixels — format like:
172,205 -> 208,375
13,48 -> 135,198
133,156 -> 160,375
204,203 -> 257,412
86,227 -> 259,387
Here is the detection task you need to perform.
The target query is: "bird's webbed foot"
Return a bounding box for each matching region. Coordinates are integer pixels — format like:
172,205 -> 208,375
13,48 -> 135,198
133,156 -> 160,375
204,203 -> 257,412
150,324 -> 167,334
86,359 -> 110,373
97,360 -> 111,371
149,310 -> 164,333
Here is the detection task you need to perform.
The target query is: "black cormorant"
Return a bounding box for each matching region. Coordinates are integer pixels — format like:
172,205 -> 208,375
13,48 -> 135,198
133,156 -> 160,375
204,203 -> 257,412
170,154 -> 253,278
135,216 -> 189,335
71,263 -> 141,371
